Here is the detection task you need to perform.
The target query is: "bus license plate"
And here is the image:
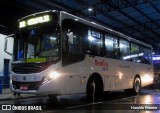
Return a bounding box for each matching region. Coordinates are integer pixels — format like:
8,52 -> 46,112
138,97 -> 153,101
20,85 -> 28,90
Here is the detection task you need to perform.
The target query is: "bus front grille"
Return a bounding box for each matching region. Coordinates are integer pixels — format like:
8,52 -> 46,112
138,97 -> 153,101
12,63 -> 46,74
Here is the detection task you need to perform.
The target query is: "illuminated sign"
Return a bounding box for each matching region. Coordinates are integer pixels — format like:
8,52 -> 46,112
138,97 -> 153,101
26,58 -> 46,63
19,15 -> 50,28
153,55 -> 160,61
153,56 -> 160,60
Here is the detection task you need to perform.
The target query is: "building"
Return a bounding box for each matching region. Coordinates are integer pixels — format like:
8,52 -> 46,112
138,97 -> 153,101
0,33 -> 14,86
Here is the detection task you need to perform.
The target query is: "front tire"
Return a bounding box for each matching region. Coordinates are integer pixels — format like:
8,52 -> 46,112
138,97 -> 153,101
48,94 -> 58,103
86,75 -> 103,102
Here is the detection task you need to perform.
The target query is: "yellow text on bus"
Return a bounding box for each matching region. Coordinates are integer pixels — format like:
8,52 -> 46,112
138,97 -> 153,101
19,15 -> 50,28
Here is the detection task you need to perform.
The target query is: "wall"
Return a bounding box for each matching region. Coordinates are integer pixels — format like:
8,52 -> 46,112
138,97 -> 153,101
0,34 -> 14,80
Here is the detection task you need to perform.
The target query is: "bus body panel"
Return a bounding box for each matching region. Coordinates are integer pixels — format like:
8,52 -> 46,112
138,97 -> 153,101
10,61 -> 62,94
59,11 -> 153,91
10,10 -> 154,97
85,56 -> 153,92
59,59 -> 87,94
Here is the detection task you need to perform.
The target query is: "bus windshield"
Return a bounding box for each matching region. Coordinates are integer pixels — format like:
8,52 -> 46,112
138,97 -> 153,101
14,24 -> 60,63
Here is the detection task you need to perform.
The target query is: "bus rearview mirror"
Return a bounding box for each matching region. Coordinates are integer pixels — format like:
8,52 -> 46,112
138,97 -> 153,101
4,38 -> 8,51
4,34 -> 15,56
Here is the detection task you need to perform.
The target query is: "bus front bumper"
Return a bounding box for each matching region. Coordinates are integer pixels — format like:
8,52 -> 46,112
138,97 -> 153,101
10,80 -> 60,95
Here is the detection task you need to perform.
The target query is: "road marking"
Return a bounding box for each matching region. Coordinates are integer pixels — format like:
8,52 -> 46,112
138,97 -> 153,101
66,102 -> 103,109
66,91 -> 157,109
111,91 -> 156,101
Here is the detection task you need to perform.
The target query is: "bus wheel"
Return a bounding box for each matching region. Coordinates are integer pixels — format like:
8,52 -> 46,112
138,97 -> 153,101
133,77 -> 141,94
86,75 -> 103,102
48,94 -> 58,103
125,76 -> 141,95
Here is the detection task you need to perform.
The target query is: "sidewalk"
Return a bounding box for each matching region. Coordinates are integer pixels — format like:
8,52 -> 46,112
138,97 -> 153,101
0,88 -> 46,101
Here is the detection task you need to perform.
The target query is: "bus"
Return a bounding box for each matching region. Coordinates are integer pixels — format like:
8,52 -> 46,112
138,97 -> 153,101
6,10 -> 154,101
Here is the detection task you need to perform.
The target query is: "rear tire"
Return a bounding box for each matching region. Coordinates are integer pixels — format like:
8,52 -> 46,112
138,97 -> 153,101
125,76 -> 141,95
86,74 -> 103,102
133,77 -> 141,94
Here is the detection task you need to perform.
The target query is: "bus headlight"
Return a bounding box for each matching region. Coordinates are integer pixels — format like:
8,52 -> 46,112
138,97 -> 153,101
42,71 -> 60,85
49,71 -> 60,79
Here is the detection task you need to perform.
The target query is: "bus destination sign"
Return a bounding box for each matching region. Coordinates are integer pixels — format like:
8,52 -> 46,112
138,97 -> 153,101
19,15 -> 51,28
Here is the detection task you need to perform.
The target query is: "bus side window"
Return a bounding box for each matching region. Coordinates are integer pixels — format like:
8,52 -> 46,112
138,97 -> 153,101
63,29 -> 84,55
139,46 -> 151,64
62,30 -> 69,54
88,30 -> 102,56
131,42 -> 139,62
119,39 -> 130,61
67,31 -> 75,53
105,35 -> 119,58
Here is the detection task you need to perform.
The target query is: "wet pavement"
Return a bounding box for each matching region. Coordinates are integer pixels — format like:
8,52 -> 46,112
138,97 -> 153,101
1,88 -> 160,113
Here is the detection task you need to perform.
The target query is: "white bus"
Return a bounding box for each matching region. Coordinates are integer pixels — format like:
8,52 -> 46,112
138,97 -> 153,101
6,10 -> 153,101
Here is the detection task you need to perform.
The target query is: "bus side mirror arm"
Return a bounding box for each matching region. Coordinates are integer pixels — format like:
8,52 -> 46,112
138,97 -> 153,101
4,34 -> 15,56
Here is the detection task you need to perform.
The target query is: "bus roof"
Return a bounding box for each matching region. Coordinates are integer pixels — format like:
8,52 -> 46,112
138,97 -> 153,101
61,11 -> 152,49
18,10 -> 152,49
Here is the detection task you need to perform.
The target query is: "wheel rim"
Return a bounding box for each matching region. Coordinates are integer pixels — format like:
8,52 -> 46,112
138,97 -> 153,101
92,79 -> 96,101
135,79 -> 140,93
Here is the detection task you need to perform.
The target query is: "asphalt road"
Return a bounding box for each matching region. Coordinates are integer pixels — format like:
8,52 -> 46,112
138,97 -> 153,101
1,87 -> 160,113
